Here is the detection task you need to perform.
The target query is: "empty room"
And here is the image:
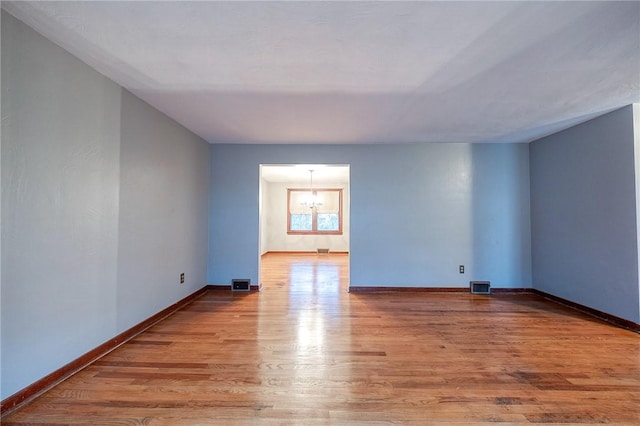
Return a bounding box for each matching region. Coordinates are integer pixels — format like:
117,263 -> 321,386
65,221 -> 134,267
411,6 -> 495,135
1,1 -> 639,424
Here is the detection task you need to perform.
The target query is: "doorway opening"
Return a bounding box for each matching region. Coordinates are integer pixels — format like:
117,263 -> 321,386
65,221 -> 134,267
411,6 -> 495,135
259,164 -> 350,291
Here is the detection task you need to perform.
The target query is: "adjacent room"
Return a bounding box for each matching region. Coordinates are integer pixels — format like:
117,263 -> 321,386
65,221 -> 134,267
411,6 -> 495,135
259,164 -> 350,288
2,1 -> 639,423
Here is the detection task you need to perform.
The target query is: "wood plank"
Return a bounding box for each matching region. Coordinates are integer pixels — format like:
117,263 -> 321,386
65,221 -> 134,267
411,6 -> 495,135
3,252 -> 639,424
0,286 -> 209,415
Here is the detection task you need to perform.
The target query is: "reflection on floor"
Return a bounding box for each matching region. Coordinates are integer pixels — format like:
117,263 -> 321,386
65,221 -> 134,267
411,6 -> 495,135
288,261 -> 341,295
5,252 -> 639,424
261,252 -> 349,365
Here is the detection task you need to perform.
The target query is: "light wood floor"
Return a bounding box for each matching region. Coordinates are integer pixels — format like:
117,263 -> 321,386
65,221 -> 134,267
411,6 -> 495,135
4,253 -> 640,424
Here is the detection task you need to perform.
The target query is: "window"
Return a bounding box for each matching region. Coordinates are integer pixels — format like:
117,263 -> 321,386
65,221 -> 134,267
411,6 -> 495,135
287,188 -> 343,235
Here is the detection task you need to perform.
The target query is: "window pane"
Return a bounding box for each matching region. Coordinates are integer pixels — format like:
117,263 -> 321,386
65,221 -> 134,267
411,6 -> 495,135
317,213 -> 339,231
290,214 -> 312,231
288,188 -> 342,234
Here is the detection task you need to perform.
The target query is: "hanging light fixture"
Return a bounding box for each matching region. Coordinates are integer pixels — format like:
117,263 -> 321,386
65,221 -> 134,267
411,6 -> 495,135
301,169 -> 323,209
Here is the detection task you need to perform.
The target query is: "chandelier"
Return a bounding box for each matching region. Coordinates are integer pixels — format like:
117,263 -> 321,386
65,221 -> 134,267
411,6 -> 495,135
300,170 -> 323,209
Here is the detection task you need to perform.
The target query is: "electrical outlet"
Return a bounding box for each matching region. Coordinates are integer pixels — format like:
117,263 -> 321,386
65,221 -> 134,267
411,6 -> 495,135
459,265 -> 464,274
180,273 -> 185,284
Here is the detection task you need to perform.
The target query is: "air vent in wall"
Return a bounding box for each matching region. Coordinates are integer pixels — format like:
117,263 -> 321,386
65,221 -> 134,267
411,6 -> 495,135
232,279 -> 251,291
470,281 -> 491,295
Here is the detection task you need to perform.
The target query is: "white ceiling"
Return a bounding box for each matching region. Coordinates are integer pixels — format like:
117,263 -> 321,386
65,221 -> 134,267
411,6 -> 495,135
4,1 -> 639,145
261,165 -> 349,184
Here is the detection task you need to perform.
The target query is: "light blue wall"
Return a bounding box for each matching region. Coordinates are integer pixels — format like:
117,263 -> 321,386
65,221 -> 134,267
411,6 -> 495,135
117,90 -> 210,330
0,11 -> 210,399
1,10 -> 121,400
530,106 -> 639,323
209,143 -> 532,289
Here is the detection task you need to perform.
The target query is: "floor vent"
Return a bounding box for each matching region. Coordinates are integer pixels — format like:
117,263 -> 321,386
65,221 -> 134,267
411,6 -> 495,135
470,281 -> 491,295
232,279 -> 251,291
317,248 -> 330,254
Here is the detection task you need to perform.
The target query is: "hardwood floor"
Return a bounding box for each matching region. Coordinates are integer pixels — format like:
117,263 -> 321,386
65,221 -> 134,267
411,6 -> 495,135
4,253 -> 640,424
